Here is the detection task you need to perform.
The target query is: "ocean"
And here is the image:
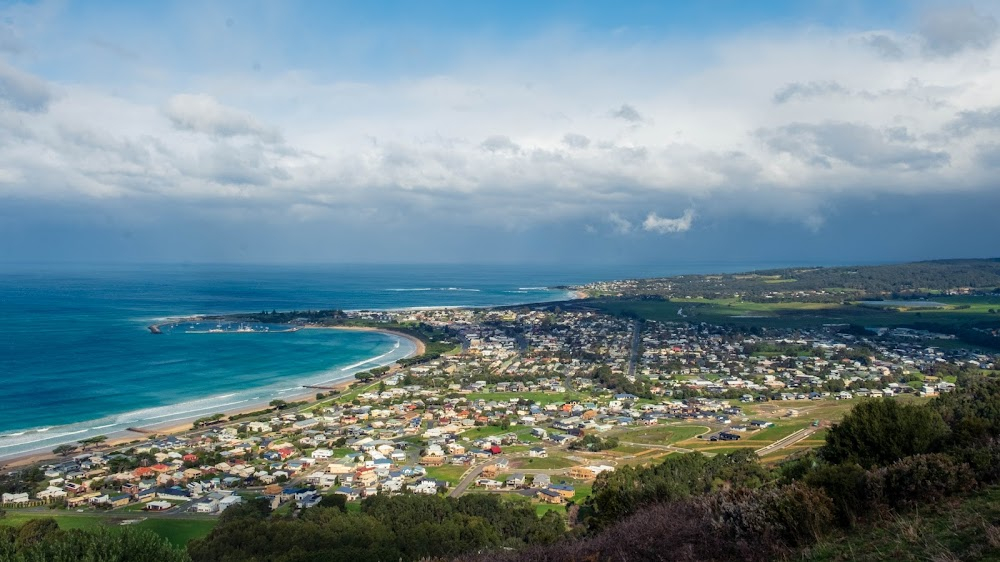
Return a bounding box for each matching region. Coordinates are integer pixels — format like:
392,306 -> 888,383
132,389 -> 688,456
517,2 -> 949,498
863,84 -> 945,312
0,261 -> 796,459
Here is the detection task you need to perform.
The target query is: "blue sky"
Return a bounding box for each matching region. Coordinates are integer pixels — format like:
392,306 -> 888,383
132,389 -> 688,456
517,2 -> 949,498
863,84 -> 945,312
1,0 -> 999,265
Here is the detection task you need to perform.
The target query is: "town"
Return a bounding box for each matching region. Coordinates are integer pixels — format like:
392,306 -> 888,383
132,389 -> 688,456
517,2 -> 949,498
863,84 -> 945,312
2,299 -> 994,546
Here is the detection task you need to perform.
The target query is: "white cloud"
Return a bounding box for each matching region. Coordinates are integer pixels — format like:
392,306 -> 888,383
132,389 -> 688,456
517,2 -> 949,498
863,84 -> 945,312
607,212 -> 633,234
0,59 -> 51,112
162,93 -> 281,143
1,4 -> 1000,235
643,209 -> 695,234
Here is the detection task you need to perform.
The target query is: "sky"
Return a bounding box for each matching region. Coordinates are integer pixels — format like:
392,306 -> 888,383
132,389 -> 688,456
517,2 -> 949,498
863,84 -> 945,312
1,0 -> 999,265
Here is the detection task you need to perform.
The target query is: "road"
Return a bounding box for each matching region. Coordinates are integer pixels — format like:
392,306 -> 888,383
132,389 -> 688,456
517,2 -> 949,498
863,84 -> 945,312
627,319 -> 642,378
755,428 -> 816,457
449,464 -> 485,497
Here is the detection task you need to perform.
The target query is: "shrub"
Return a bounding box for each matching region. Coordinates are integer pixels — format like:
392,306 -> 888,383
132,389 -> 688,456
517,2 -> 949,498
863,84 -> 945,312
804,463 -> 870,527
822,399 -> 949,468
867,453 -> 976,509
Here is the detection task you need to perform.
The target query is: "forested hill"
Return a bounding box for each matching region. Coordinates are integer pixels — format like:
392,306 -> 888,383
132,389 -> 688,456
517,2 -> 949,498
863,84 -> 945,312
587,258 -> 1000,302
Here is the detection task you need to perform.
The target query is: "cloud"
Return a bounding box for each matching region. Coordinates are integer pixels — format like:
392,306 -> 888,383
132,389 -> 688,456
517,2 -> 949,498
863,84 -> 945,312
162,94 -> 281,142
0,22 -> 22,54
919,5 -> 999,56
2,2 -> 1000,261
607,212 -> 633,234
863,33 -> 905,59
773,81 -> 849,104
975,144 -> 1000,169
480,135 -> 520,153
947,106 -> 1000,136
610,104 -> 643,123
758,122 -> 950,171
0,60 -> 51,112
643,209 -> 695,234
562,133 -> 590,149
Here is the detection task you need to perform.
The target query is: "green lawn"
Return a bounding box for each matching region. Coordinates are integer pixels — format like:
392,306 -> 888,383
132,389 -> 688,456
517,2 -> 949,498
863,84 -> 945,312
135,518 -> 217,547
535,504 -> 567,517
746,421 -> 812,443
0,511 -> 216,547
0,512 -> 106,532
423,464 -> 470,485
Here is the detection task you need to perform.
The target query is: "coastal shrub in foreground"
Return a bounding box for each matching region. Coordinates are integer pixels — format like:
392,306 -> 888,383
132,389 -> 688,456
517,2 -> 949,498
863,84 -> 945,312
821,398 -> 949,469
462,483 -> 836,562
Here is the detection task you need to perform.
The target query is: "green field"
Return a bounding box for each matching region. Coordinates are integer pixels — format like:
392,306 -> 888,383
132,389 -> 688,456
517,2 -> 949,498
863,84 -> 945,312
589,295 -> 1000,337
135,518 -> 217,547
535,504 -> 567,516
0,511 -> 216,547
423,464 -> 470,485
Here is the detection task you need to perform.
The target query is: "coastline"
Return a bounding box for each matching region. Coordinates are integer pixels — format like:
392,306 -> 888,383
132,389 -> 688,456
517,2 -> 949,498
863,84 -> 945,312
0,290 -> 583,470
316,325 -> 427,356
0,326 -> 418,469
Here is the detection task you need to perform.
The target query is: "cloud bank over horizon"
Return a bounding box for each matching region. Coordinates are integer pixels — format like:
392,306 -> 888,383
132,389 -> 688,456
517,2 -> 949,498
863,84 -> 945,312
1,0 -> 999,264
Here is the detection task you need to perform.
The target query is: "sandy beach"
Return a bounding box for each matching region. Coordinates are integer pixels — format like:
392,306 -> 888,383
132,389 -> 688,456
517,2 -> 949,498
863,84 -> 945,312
0,326 -> 421,471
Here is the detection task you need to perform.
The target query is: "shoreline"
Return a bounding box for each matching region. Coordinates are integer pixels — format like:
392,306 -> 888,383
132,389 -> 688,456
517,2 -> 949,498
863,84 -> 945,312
0,292 -> 585,470
315,325 -> 427,356
0,326 -> 418,469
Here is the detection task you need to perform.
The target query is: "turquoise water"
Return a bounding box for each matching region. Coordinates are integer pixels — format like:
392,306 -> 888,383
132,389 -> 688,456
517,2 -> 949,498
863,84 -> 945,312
0,261 -> 798,458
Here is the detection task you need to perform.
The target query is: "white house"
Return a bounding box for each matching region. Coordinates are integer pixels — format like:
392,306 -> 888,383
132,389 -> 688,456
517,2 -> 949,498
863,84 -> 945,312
2,492 -> 30,504
311,449 -> 333,460
218,495 -> 242,511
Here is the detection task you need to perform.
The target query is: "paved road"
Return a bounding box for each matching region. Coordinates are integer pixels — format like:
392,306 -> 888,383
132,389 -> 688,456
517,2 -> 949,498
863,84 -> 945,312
449,464 -> 485,497
755,428 -> 816,457
627,319 -> 642,378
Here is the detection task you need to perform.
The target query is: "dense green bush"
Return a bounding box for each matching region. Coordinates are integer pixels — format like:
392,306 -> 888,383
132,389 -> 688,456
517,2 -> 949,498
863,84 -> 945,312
867,453 -> 976,509
822,398 -> 949,468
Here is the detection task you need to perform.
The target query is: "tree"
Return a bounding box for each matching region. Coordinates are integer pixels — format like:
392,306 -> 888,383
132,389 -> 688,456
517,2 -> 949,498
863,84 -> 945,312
822,399 -> 948,469
269,399 -> 288,410
77,435 -> 107,451
52,444 -> 76,457
318,494 -> 347,511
